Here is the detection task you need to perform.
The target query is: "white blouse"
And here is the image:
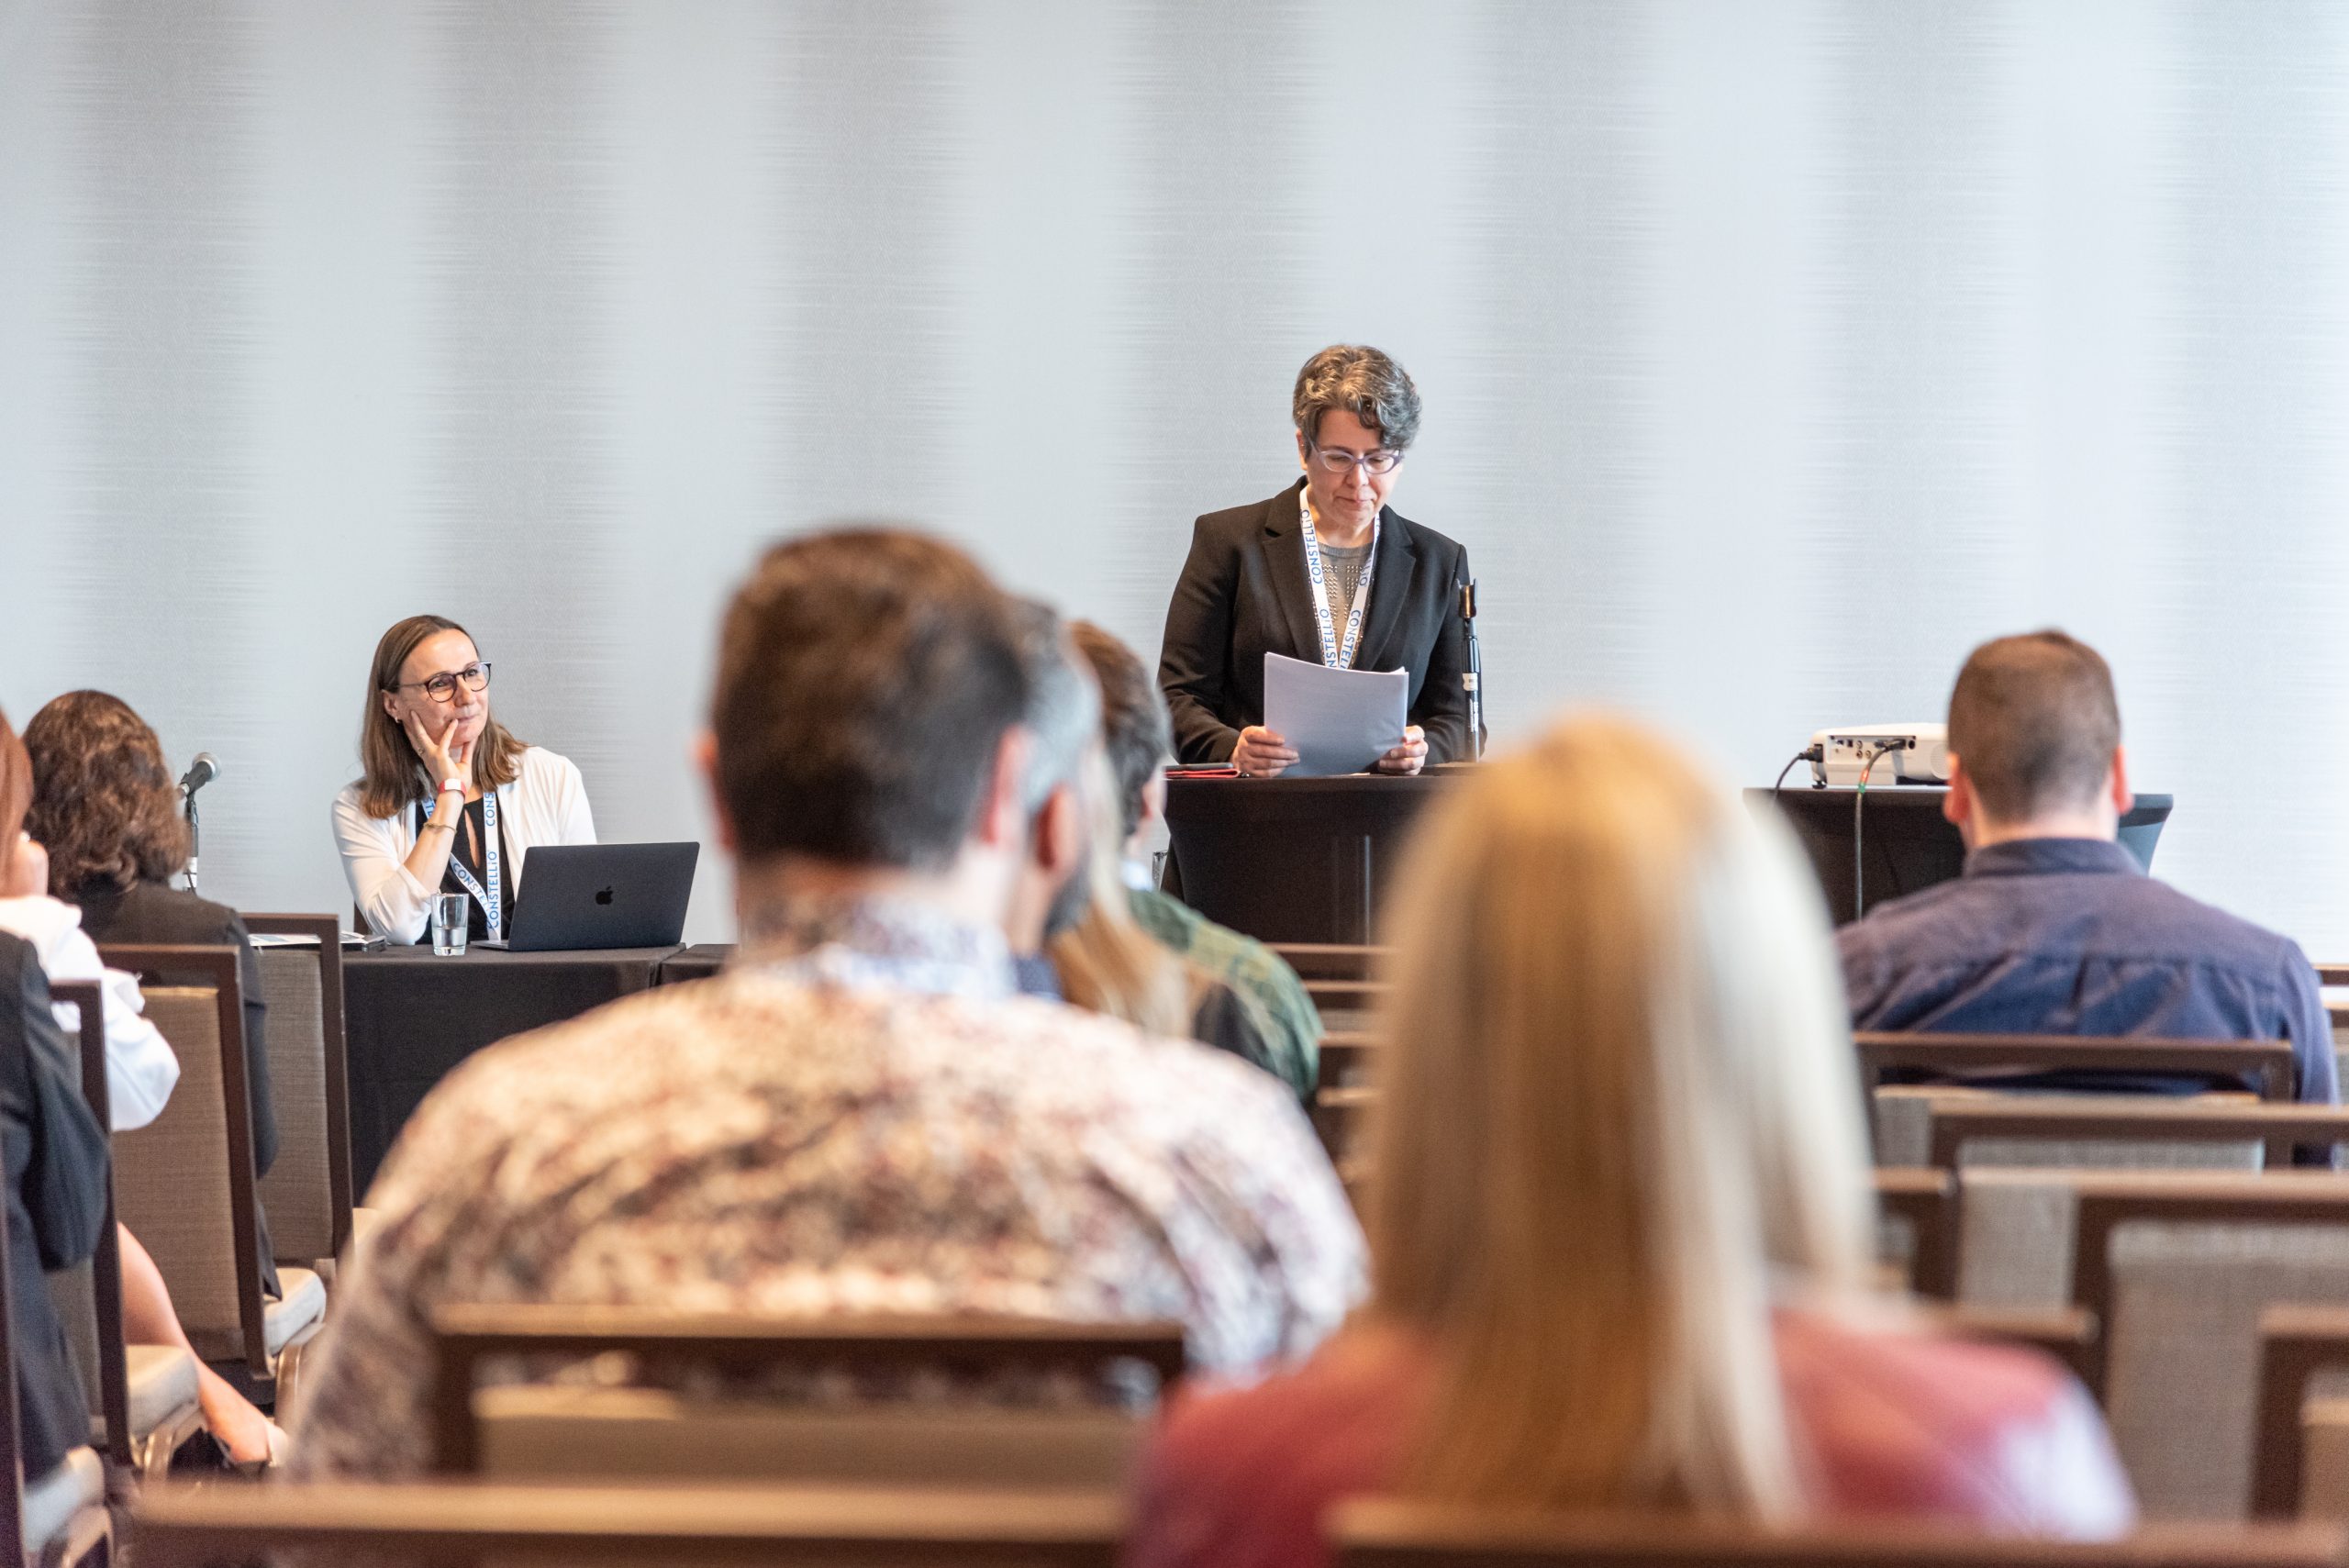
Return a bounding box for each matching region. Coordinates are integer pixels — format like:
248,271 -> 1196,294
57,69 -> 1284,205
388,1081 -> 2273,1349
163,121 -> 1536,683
0,895 -> 180,1132
330,745 -> 596,945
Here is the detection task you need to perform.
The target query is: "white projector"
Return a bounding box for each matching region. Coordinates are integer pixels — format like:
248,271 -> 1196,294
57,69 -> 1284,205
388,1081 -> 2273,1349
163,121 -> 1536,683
1809,724 -> 1952,787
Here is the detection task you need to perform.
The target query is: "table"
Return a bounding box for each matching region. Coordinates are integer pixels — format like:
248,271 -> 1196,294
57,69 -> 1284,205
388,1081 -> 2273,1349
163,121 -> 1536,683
343,944 -> 684,1192
1751,787 -> 2174,925
1163,773 -> 1455,946
657,944 -> 735,984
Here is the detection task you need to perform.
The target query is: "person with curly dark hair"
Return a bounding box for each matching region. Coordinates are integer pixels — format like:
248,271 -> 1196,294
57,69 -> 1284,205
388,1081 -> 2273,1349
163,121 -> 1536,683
20,690 -> 287,1467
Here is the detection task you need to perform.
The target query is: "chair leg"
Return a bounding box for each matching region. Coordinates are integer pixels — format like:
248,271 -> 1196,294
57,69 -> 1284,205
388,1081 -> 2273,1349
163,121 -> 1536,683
269,1321 -> 324,1423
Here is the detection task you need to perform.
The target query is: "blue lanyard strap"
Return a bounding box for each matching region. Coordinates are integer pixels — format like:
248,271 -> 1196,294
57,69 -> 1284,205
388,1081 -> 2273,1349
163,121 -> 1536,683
1297,489 -> 1378,670
422,790 -> 502,938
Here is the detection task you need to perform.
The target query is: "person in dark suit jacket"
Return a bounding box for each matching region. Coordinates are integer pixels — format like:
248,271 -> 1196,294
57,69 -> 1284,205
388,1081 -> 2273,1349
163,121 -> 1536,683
1159,344 -> 1475,774
0,930 -> 111,1483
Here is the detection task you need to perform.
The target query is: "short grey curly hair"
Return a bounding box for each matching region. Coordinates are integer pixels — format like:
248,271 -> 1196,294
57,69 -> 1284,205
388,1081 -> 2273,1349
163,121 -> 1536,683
1292,344 -> 1421,451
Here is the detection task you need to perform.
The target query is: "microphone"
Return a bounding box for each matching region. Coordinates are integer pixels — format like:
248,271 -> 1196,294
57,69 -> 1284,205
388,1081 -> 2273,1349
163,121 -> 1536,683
179,752 -> 219,798
179,752 -> 218,893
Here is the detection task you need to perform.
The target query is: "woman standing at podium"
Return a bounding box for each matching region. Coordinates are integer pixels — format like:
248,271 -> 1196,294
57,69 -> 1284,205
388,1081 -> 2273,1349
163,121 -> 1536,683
333,615 -> 596,946
1157,343 -> 1475,777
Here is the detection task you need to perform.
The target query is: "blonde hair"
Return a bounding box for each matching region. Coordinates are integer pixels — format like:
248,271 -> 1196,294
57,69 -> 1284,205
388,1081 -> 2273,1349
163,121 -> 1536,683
1366,715 -> 1874,1518
1048,749 -> 1194,1040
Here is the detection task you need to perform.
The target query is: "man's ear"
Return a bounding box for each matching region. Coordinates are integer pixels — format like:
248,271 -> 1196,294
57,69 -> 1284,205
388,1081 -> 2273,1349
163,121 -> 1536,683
1943,753 -> 1976,838
1040,780 -> 1087,881
2109,744 -> 2132,817
974,726 -> 1033,852
1140,773 -> 1168,837
694,732 -> 737,853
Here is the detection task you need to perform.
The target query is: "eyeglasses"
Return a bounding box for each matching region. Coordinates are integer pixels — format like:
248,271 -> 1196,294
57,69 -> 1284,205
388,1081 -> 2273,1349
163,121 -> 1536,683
1308,444 -> 1403,476
391,662 -> 493,703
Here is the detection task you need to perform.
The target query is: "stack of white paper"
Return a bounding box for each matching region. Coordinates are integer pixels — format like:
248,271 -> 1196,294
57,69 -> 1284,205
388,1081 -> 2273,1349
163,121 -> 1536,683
1263,652 -> 1408,777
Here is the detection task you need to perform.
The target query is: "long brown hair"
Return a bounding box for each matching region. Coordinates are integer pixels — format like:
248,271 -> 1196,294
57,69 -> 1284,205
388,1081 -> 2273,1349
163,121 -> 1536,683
1366,716 -> 1872,1518
21,691 -> 193,895
357,615 -> 524,819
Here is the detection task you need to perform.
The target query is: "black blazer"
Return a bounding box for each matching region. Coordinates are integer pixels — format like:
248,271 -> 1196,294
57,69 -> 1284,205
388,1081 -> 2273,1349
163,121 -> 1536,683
0,932 -> 110,1480
1158,481 -> 1475,766
70,879 -> 277,1177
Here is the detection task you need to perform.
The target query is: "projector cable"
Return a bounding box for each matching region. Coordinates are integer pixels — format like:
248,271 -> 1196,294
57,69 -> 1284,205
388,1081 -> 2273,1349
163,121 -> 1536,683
1851,740 -> 1908,922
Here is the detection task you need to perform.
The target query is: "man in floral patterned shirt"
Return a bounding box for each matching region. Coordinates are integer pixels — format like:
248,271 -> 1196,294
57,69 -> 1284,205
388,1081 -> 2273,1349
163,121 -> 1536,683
287,529 -> 1365,1479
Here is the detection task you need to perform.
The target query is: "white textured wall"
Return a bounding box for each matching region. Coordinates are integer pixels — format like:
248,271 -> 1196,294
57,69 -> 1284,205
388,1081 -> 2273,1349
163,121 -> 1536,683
4,0 -> 2347,951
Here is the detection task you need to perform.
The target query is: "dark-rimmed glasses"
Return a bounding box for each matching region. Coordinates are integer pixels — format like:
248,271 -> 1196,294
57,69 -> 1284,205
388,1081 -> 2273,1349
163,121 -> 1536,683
1308,443 -> 1403,476
391,662 -> 493,704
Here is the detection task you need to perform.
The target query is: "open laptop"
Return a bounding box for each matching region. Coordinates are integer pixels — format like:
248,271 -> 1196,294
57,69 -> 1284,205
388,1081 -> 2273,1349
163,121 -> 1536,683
477,841 -> 699,952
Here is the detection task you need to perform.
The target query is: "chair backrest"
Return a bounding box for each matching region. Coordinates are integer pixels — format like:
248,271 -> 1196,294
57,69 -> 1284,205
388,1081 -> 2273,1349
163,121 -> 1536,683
132,1479 -> 1125,1566
1329,1499 -> 2343,1568
41,981 -> 131,1472
429,1305 -> 1189,1478
2054,1170 -> 2349,1518
2251,1304 -> 2349,1518
1925,1099 -> 2349,1174
239,914 -> 354,1264
1317,1030 -> 1376,1095
1855,1032 -> 2299,1102
95,944 -> 267,1370
1930,1303 -> 2099,1388
1268,943 -> 1386,983
1871,1168 -> 1957,1299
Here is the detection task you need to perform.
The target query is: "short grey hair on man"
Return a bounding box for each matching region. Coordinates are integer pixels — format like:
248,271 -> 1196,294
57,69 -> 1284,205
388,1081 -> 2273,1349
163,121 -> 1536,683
1292,343 -> 1422,451
1013,600 -> 1101,813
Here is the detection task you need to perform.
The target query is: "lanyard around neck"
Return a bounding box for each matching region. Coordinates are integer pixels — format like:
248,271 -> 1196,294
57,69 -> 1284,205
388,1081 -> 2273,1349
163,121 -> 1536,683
422,789 -> 501,938
1297,489 -> 1378,670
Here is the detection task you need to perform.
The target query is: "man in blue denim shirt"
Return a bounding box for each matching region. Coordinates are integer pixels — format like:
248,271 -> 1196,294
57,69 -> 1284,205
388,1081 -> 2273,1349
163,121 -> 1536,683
1838,630 -> 2336,1107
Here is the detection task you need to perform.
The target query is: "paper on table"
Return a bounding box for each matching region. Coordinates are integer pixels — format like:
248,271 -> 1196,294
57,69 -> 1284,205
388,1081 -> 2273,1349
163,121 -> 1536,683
1264,652 -> 1408,777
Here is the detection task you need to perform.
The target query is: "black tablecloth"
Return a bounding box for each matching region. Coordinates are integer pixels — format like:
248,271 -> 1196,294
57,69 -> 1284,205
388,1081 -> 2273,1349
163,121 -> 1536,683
344,944 -> 683,1192
656,944 -> 735,984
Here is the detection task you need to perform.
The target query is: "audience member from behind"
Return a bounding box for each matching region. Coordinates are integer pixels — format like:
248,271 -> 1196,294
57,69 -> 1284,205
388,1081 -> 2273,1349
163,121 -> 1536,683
21,692 -> 291,1464
287,528 -> 1363,1481
333,614 -> 596,946
24,692 -> 279,1180
998,607 -> 1284,1081
1071,620 -> 1321,1099
1129,717 -> 2132,1568
999,602 -> 1101,999
0,706 -> 179,1129
0,925 -> 108,1490
1839,630 -> 2335,1106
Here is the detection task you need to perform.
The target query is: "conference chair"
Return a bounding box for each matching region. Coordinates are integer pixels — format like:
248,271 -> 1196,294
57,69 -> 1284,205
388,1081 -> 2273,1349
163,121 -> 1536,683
132,1480 -> 1124,1567
1329,1499 -> 2342,1568
1906,1098 -> 2349,1308
239,913 -> 360,1281
43,982 -> 203,1480
1860,1033 -> 2299,1169
95,945 -> 326,1413
0,1020 -> 110,1565
2030,1169 -> 2349,1518
427,1306 -> 1188,1488
2249,1304 -> 2349,1519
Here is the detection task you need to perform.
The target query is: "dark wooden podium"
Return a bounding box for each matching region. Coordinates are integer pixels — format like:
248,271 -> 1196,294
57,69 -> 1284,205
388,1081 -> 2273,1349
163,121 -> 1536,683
1163,773 -> 1455,945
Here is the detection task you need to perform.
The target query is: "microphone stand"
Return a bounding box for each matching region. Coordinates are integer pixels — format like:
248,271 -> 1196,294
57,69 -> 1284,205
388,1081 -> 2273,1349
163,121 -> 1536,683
1461,580 -> 1485,762
183,786 -> 201,894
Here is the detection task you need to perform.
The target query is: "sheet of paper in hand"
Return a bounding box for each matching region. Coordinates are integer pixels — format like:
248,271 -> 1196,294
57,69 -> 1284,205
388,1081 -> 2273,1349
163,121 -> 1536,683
1264,652 -> 1408,777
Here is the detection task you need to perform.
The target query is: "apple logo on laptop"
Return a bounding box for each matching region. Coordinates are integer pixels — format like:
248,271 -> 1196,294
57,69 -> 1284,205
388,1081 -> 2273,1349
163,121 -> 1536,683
595,886 -> 615,906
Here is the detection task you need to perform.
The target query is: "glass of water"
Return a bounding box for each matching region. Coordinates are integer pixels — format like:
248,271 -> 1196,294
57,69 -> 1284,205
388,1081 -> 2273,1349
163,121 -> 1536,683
429,893 -> 469,956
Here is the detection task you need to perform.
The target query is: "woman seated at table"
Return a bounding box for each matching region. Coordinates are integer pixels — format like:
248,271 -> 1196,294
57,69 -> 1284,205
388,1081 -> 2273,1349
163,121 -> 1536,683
15,695 -> 287,1467
1157,343 -> 1475,777
333,614 -> 596,946
1125,717 -> 2133,1568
